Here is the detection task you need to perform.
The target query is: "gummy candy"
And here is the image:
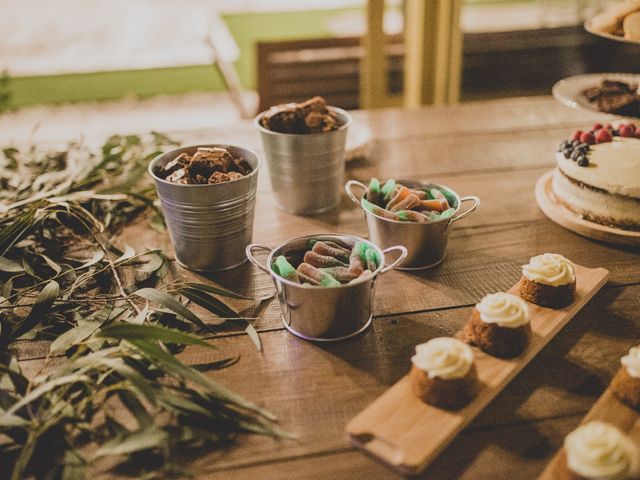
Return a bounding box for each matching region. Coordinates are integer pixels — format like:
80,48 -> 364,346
320,266 -> 357,282
389,193 -> 421,212
274,255 -> 299,282
304,250 -> 348,268
311,241 -> 350,263
419,199 -> 449,212
381,179 -> 397,200
271,238 -> 379,287
365,248 -> 380,271
297,262 -> 341,287
361,178 -> 458,224
366,178 -> 382,205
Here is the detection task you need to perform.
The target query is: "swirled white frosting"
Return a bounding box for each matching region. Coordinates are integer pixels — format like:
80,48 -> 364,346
411,337 -> 474,380
564,421 -> 640,480
475,292 -> 530,328
621,345 -> 640,379
522,253 -> 576,287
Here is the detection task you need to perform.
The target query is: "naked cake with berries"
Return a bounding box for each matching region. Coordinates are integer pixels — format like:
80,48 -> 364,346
552,123 -> 640,230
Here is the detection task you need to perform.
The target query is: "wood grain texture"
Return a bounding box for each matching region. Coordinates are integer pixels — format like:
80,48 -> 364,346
539,386 -> 640,480
346,264 -> 608,475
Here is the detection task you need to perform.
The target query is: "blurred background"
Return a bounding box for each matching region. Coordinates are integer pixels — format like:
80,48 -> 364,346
0,0 -> 636,143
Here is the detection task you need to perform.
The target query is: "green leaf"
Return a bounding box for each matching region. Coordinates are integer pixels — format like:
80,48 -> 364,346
0,256 -> 23,272
245,322 -> 262,352
78,250 -> 104,269
115,245 -> 135,264
182,282 -> 264,301
132,288 -> 207,331
0,209 -> 35,256
137,251 -> 164,273
12,280 -> 60,339
50,321 -> 100,354
93,426 -> 167,458
177,287 -> 239,319
39,253 -> 62,275
99,323 -> 214,349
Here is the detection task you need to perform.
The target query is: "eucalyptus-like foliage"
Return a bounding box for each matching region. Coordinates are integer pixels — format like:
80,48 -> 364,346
0,135 -> 282,479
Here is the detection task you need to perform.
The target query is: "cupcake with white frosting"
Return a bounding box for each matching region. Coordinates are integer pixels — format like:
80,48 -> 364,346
463,292 -> 531,358
564,421 -> 640,480
409,337 -> 477,409
519,253 -> 576,308
611,344 -> 640,411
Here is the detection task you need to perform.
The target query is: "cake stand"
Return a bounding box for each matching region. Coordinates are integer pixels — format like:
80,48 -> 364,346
535,170 -> 640,247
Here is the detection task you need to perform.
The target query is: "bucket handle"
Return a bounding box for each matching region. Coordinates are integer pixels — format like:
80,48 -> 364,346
380,245 -> 408,274
450,196 -> 480,224
245,244 -> 273,274
345,180 -> 367,206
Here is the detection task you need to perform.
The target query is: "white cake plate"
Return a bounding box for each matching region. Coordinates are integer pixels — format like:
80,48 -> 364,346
535,170 -> 640,247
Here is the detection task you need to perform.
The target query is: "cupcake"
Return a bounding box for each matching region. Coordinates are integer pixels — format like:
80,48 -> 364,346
564,421 -> 640,480
519,253 -> 576,308
409,337 -> 477,409
611,344 -> 640,411
464,292 -> 531,358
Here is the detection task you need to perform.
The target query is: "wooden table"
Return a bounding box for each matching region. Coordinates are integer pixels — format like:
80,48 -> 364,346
15,97 -> 640,479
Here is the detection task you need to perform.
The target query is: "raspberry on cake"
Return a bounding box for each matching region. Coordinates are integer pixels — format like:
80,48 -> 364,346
611,344 -> 640,410
409,337 -> 477,409
564,421 -> 640,480
519,253 -> 576,308
463,292 -> 531,358
552,123 -> 640,230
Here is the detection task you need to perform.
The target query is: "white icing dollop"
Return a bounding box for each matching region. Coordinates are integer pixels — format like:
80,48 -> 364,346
475,292 -> 530,329
411,337 -> 474,380
522,253 -> 576,287
564,421 -> 640,480
621,345 -> 640,379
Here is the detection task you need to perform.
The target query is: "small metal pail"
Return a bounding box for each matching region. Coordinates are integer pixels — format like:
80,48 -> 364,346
246,234 -> 407,341
345,180 -> 480,270
149,144 -> 261,271
254,107 -> 351,215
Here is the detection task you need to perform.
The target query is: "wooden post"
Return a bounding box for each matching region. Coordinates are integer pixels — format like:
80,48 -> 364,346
403,0 -> 462,108
361,0 -> 387,109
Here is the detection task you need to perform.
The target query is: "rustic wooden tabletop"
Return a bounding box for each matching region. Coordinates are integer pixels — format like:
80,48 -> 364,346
13,96 -> 640,479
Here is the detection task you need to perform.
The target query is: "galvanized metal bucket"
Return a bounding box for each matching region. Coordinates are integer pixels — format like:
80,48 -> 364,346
345,180 -> 480,270
246,234 -> 407,342
254,107 -> 351,215
149,144 -> 261,272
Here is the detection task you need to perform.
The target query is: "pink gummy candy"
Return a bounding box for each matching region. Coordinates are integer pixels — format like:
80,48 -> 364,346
304,250 -> 348,268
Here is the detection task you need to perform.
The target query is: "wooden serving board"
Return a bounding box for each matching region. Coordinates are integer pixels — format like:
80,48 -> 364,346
535,170 -> 640,247
538,384 -> 640,479
346,264 -> 609,475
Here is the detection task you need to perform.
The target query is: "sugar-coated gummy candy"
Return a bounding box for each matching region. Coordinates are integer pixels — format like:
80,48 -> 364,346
274,256 -> 299,282
320,266 -> 357,282
312,241 -> 350,263
387,186 -> 411,210
439,208 -> 455,219
410,189 -> 427,199
430,188 -> 445,200
304,250 -> 348,268
420,199 -> 449,212
366,178 -> 381,205
396,210 -> 430,223
439,187 -> 457,207
381,179 -> 397,200
361,198 -> 400,220
297,262 -> 341,287
348,241 -> 368,276
389,193 -> 421,212
365,248 -> 380,271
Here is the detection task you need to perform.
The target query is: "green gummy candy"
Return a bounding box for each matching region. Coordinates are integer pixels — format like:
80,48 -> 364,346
320,272 -> 341,287
274,255 -> 297,280
381,179 -> 396,199
368,178 -> 381,194
439,208 -> 455,220
439,187 -> 457,208
365,248 -> 380,270
361,198 -> 377,213
353,241 -> 369,261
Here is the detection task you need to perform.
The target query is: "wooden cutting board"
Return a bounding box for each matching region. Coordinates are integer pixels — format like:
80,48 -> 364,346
346,263 -> 609,475
538,380 -> 640,479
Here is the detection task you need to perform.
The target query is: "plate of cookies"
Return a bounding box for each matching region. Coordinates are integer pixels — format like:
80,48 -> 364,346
552,73 -> 640,119
584,0 -> 640,43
